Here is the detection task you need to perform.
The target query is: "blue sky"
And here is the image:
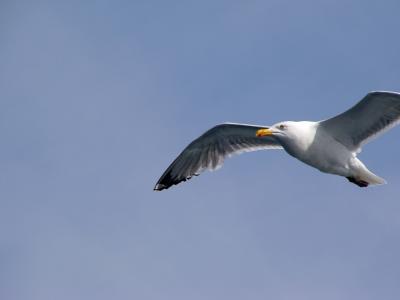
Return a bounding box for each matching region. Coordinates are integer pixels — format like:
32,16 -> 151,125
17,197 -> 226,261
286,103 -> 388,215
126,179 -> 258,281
1,1 -> 400,299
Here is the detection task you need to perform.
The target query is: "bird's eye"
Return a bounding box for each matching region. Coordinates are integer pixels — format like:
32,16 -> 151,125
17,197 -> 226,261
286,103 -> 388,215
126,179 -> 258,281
279,124 -> 286,130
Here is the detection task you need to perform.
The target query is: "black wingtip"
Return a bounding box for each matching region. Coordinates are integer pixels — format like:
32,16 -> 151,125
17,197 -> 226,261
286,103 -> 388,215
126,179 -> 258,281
153,173 -> 198,191
153,183 -> 167,191
153,171 -> 175,191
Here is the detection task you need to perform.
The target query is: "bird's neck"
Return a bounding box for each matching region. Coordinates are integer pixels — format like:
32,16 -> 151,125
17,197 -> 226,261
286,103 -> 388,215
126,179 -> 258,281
284,122 -> 318,156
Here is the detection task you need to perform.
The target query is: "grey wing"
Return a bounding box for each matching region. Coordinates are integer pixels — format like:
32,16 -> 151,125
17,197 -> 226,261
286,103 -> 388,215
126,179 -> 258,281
154,123 -> 282,191
319,91 -> 400,151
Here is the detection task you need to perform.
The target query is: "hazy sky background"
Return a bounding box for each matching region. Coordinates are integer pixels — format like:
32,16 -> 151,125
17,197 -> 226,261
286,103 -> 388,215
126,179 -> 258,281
1,1 -> 400,299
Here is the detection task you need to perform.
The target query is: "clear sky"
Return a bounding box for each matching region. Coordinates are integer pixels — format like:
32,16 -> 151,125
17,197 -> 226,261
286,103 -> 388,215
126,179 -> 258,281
1,1 -> 400,299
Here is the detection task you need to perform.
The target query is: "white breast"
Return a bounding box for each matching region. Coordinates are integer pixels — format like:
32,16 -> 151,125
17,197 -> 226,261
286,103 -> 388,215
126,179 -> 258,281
283,122 -> 354,175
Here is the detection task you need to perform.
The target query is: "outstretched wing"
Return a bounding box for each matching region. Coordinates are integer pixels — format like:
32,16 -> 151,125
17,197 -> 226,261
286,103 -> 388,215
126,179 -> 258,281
320,91 -> 400,151
154,123 -> 282,191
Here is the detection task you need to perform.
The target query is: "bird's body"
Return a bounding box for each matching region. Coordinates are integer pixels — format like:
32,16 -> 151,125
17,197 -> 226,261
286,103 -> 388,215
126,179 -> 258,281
274,121 -> 384,186
276,121 -> 350,174
155,91 -> 400,190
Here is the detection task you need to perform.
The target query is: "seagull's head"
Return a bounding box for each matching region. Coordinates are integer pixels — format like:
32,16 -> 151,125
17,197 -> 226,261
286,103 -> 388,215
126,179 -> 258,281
256,121 -> 296,139
256,121 -> 317,150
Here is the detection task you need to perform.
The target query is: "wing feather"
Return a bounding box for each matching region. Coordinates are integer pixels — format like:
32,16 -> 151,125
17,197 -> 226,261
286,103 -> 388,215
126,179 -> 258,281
320,91 -> 400,151
154,123 -> 282,191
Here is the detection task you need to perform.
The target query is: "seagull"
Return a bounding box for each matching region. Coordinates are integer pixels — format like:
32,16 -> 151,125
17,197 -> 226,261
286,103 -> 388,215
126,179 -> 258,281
154,91 -> 400,191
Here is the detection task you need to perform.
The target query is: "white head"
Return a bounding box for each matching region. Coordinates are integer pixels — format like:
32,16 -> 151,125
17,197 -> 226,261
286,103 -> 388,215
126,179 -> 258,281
256,121 -> 318,152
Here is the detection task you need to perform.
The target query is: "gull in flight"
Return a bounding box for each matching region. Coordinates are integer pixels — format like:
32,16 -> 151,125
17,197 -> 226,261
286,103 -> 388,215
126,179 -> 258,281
154,91 -> 400,190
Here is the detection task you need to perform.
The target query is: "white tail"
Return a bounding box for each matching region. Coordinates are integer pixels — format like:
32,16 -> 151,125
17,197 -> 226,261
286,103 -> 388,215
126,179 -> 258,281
356,160 -> 386,185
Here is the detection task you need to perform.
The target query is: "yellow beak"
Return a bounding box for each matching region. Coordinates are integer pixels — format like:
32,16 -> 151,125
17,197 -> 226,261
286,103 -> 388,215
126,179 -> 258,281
256,128 -> 274,137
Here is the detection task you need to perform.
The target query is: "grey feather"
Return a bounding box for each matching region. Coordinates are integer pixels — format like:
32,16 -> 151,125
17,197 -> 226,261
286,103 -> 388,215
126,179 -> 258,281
154,123 -> 282,191
320,91 -> 400,151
